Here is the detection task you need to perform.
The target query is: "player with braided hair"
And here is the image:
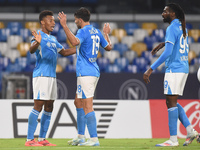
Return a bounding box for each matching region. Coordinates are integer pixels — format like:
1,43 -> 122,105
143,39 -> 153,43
144,3 -> 198,147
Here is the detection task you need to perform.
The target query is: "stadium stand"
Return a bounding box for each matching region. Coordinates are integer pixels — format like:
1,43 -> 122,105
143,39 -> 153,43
142,22 -> 158,35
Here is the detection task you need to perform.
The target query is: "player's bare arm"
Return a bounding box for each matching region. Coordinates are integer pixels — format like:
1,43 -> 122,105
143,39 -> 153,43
103,23 -> 112,51
59,47 -> 76,56
143,68 -> 153,84
58,11 -> 80,46
30,31 -> 41,54
151,42 -> 165,55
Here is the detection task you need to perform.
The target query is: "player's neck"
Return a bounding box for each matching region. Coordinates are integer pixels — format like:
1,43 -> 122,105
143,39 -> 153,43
81,22 -> 90,28
42,28 -> 50,35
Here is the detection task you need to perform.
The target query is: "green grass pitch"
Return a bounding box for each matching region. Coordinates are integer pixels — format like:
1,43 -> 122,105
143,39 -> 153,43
0,138 -> 199,150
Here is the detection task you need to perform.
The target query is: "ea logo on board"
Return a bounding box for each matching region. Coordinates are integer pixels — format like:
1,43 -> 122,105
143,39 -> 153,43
119,79 -> 148,100
57,79 -> 68,99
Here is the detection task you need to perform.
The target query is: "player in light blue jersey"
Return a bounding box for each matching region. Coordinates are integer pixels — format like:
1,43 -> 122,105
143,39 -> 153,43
143,3 -> 198,147
58,7 -> 112,146
25,10 -> 76,147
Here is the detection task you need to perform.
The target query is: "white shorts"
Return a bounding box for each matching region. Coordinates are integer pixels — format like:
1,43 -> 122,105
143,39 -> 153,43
164,73 -> 188,96
197,67 -> 200,82
33,77 -> 57,100
76,76 -> 99,99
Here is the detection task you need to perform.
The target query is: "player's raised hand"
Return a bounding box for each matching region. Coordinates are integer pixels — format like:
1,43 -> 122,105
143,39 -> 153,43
32,30 -> 41,44
58,11 -> 67,27
103,23 -> 111,35
151,42 -> 165,55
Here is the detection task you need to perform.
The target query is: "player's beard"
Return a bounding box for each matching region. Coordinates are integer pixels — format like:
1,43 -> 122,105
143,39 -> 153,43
163,16 -> 171,23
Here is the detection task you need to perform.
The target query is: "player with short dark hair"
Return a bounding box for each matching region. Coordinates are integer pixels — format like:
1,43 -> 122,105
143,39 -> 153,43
143,3 -> 198,147
58,7 -> 112,146
25,10 -> 76,147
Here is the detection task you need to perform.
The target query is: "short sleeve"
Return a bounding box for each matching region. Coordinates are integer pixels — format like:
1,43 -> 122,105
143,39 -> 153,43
56,41 -> 64,52
76,29 -> 85,44
165,26 -> 176,45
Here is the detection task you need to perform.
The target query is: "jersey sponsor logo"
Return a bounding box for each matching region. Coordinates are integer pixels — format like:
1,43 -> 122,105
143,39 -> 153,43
119,79 -> 148,100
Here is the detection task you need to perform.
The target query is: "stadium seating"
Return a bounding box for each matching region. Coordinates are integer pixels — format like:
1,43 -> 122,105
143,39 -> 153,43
189,43 -> 200,56
123,50 -> 138,63
186,23 -> 193,30
105,64 -> 121,73
124,22 -> 139,35
132,57 -> 148,73
57,57 -> 70,69
0,22 -> 4,29
131,42 -> 147,56
7,35 -> 23,49
96,57 -> 110,71
65,64 -> 76,72
0,57 -> 10,71
5,49 -> 20,63
90,22 -> 100,29
67,22 -> 78,34
113,43 -> 128,56
188,29 -> 200,42
121,36 -> 137,49
25,22 -> 40,31
141,51 -> 153,64
57,29 -> 67,43
111,28 -> 127,42
188,50 -> 197,64
109,35 -> 119,47
15,57 -> 28,71
0,42 -> 8,56
114,57 -> 129,71
0,28 -> 10,42
152,29 -> 165,42
143,35 -> 158,50
7,22 -> 23,35
104,50 -> 120,63
142,22 -> 158,35
133,29 -> 148,42
20,28 -> 31,42
124,64 -> 138,73
17,42 -> 31,57
188,36 -> 195,44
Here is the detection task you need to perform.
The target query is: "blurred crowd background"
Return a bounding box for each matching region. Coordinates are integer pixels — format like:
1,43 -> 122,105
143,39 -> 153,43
0,0 -> 200,98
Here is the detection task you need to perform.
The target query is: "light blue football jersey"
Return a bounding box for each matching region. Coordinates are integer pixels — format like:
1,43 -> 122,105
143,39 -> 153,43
75,25 -> 108,77
165,19 -> 189,73
31,30 -> 63,78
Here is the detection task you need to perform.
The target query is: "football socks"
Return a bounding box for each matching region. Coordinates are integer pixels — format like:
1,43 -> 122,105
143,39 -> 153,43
77,108 -> 86,135
85,111 -> 97,138
168,107 -> 178,136
39,111 -> 52,138
27,109 -> 40,140
177,103 -> 190,128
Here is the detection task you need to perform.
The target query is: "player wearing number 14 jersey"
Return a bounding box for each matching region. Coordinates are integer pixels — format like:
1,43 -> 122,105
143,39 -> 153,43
143,3 -> 198,147
58,7 -> 112,146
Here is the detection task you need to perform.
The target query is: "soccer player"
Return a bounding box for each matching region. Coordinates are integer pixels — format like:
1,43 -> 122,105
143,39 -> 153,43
143,3 -> 198,147
58,7 -> 112,146
25,10 -> 76,147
